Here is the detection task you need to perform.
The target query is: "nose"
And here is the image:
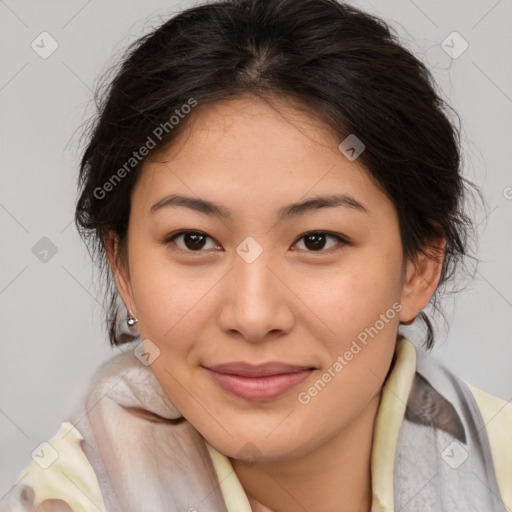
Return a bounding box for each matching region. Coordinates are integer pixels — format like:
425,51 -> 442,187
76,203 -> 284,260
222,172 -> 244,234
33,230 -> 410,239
217,245 -> 295,343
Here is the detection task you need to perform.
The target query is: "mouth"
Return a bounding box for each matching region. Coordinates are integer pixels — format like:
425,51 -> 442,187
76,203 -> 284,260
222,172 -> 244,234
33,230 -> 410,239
202,362 -> 316,401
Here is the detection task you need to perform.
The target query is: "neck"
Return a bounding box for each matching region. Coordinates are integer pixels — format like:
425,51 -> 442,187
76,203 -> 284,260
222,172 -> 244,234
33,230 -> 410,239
230,390 -> 382,512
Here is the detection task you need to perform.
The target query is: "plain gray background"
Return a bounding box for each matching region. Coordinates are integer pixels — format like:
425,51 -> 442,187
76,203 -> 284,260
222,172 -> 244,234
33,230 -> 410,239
1,0 -> 511,499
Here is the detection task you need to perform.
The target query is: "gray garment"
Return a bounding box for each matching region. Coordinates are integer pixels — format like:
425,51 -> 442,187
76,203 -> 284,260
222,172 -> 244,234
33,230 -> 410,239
395,348 -> 507,511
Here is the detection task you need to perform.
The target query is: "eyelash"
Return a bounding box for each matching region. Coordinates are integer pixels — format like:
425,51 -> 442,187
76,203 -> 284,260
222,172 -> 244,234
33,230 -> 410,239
163,230 -> 349,255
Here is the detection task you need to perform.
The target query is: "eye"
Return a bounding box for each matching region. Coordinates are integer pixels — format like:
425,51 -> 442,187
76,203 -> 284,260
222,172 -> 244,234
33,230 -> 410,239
165,231 -> 221,252
292,231 -> 348,253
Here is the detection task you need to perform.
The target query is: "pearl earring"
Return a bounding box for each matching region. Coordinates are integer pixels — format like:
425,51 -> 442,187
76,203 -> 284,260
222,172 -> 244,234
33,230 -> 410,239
127,310 -> 139,327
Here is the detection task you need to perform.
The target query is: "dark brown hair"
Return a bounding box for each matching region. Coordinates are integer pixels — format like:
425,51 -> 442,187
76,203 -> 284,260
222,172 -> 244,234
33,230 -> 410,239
75,0 -> 477,349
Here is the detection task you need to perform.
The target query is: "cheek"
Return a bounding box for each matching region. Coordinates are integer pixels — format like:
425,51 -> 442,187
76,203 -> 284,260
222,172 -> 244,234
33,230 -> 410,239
127,248 -> 214,350
303,253 -> 403,342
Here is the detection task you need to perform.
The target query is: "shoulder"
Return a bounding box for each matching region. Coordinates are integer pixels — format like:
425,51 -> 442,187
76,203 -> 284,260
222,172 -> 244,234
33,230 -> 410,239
5,421 -> 106,512
464,380 -> 512,511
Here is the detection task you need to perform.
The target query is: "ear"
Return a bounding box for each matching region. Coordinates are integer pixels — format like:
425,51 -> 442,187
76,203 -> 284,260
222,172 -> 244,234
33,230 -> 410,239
105,232 -> 137,318
399,238 -> 445,325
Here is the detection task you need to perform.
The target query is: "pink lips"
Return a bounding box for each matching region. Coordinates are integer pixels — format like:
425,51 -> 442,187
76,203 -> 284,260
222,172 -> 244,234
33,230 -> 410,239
203,362 -> 315,401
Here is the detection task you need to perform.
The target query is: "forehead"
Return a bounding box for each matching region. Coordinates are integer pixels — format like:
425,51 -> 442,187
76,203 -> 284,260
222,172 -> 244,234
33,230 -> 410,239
131,95 -> 392,221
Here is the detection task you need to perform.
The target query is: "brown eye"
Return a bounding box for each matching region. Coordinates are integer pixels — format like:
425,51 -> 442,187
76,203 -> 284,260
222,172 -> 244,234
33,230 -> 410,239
166,231 -> 219,252
293,231 -> 347,253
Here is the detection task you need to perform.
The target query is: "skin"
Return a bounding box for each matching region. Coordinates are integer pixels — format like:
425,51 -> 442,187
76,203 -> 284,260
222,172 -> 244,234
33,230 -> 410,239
107,94 -> 444,512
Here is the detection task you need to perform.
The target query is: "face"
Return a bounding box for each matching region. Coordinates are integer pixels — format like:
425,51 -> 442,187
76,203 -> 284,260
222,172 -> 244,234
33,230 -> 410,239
110,94 -> 440,462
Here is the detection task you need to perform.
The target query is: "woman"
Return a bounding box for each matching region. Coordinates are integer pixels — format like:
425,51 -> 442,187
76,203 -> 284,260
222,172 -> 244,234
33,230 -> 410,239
4,0 -> 511,511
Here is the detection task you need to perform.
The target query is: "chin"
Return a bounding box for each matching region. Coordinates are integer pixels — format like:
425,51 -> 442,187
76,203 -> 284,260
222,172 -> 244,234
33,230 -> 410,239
207,428 -> 315,465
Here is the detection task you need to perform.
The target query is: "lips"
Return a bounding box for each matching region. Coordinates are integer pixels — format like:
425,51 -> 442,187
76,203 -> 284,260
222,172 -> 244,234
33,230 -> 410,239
203,361 -> 316,401
206,361 -> 313,377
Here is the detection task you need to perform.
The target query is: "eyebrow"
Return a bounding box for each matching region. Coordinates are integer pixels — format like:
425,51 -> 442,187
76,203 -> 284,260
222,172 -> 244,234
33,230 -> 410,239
150,193 -> 368,220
